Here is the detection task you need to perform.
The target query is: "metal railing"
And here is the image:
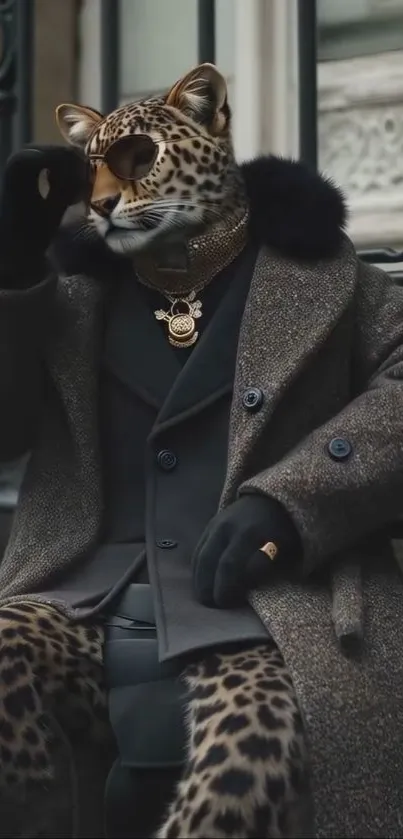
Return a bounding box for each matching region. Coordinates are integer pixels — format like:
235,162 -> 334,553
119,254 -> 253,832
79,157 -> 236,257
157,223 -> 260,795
101,0 -> 120,114
0,0 -> 17,168
99,0 -> 216,113
358,248 -> 403,285
0,1 -> 32,521
198,0 -> 215,64
297,0 -> 318,169
15,0 -> 33,147
0,0 -> 34,172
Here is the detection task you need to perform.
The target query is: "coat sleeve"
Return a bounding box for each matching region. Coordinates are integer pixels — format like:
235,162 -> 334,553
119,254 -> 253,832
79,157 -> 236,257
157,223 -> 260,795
239,260 -> 403,575
0,258 -> 57,461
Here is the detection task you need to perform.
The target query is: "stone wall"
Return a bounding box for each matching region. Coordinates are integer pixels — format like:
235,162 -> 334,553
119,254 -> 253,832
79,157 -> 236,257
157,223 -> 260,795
318,54 -> 403,251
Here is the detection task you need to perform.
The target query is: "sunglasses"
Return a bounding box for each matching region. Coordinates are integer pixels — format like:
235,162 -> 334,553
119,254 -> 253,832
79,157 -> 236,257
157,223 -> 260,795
88,132 -> 199,182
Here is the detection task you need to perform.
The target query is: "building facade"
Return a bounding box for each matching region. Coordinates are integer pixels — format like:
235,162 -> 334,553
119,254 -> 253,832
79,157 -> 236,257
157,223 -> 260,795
30,0 -> 403,250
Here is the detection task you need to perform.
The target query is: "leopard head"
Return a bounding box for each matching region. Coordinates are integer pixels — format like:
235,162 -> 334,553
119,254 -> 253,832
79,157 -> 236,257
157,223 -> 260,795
56,63 -> 243,255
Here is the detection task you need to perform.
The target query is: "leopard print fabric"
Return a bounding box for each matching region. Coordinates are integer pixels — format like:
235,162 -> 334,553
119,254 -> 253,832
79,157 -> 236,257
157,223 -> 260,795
0,603 -> 310,838
0,601 -> 107,789
157,643 -> 311,839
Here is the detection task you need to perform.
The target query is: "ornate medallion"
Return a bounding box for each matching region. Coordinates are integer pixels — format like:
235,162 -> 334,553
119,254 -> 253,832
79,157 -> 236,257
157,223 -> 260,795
154,290 -> 203,347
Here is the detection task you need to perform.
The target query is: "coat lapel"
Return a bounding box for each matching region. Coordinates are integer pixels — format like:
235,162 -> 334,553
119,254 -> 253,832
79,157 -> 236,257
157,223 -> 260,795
221,236 -> 357,505
46,273 -> 104,525
155,247 -> 257,427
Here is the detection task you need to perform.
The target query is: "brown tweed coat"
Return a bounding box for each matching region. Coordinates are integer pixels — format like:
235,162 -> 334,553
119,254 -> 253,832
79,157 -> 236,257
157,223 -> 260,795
1,156 -> 403,836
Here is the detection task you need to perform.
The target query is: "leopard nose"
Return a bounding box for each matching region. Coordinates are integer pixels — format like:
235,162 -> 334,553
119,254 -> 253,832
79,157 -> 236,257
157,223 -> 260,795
90,194 -> 120,217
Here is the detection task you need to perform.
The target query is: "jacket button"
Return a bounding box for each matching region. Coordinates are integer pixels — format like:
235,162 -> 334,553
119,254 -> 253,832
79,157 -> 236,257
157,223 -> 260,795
328,437 -> 352,461
156,539 -> 177,549
242,387 -> 264,412
157,450 -> 177,471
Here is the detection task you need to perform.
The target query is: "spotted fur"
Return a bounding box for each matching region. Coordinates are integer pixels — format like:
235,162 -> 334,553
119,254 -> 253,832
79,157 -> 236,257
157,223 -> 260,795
0,601 -> 310,837
157,643 -> 311,839
56,63 -> 246,255
0,602 -> 107,790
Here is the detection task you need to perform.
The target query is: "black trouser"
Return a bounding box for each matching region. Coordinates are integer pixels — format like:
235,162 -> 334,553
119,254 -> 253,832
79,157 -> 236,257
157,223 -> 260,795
103,585 -> 186,838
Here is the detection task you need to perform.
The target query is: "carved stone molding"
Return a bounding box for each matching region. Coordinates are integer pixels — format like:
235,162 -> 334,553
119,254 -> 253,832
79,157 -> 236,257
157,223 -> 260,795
318,51 -> 403,248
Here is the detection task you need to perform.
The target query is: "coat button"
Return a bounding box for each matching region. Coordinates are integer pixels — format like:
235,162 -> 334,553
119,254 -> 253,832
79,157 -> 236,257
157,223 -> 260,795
156,539 -> 177,549
242,387 -> 264,413
157,450 -> 177,471
327,437 -> 352,461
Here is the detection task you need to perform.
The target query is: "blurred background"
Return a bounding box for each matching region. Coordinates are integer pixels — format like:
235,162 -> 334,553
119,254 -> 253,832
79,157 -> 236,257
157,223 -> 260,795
0,0 -> 403,247
2,0 -> 403,252
0,0 -> 402,524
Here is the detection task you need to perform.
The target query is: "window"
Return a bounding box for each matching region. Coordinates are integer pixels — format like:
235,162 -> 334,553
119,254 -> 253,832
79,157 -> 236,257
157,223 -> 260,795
317,0 -> 403,248
119,0 -> 234,103
318,0 -> 403,61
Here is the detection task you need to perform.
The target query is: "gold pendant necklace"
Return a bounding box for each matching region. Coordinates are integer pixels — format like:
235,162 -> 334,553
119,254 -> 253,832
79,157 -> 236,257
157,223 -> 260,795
154,290 -> 203,348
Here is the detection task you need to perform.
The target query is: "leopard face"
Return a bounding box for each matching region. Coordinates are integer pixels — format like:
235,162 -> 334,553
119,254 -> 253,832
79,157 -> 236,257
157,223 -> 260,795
56,64 -> 243,255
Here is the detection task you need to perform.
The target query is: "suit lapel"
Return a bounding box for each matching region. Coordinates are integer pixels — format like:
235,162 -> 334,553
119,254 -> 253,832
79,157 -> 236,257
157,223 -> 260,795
155,247 -> 257,427
221,237 -> 357,504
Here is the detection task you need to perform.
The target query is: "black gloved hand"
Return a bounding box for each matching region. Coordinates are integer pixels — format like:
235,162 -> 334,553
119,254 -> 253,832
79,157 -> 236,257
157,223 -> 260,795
0,145 -> 89,277
192,495 -> 300,608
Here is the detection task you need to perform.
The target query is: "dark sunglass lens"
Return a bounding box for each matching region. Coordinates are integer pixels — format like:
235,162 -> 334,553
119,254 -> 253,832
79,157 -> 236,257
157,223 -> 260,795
106,135 -> 157,181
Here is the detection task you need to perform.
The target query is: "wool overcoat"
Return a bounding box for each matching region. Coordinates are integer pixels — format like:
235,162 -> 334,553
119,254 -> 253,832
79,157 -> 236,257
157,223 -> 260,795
1,156 -> 403,836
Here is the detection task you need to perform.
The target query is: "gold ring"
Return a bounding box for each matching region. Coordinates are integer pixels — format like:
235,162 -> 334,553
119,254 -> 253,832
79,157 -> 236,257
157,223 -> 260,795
259,541 -> 278,561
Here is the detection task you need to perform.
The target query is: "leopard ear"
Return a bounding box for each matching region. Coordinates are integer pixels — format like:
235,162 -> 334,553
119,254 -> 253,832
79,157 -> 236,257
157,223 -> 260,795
55,104 -> 103,147
165,63 -> 229,135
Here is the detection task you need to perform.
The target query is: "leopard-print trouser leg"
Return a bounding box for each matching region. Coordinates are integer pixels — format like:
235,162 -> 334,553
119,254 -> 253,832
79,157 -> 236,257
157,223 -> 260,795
0,601 -> 110,837
0,601 -> 107,787
157,641 -> 311,839
0,604 -> 311,838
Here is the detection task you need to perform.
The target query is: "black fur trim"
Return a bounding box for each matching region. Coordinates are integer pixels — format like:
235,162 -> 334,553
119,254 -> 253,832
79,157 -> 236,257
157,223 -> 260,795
240,155 -> 347,261
51,155 -> 347,275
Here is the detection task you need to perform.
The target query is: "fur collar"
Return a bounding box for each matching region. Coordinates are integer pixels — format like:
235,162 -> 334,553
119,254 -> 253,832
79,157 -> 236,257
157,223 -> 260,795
242,156 -> 347,260
52,155 -> 347,277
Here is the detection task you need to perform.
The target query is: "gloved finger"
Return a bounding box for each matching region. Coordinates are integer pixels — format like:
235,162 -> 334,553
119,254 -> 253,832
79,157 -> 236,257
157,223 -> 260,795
192,523 -> 231,607
47,151 -> 90,207
2,149 -> 49,194
2,147 -> 89,207
213,538 -> 252,609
